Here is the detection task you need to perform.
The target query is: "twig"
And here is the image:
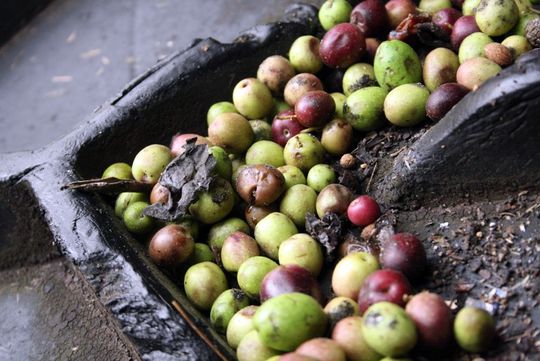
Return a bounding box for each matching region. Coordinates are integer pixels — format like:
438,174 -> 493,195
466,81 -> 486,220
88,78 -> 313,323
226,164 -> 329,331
366,162 -> 378,193
61,178 -> 153,194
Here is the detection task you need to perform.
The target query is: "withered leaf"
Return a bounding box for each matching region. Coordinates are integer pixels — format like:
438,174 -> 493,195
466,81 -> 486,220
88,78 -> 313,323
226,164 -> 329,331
305,212 -> 343,261
143,140 -> 217,221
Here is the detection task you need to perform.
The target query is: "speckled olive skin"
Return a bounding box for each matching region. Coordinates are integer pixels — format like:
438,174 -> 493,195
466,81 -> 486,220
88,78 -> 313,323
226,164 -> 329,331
344,86 -> 387,131
102,162 -> 133,180
233,78 -> 274,119
208,112 -> 254,155
278,165 -> 306,190
257,55 -> 296,96
454,306 -> 496,352
316,183 -> 353,218
289,36 -> 323,74
227,305 -> 259,349
236,330 -> 280,361
384,83 -> 430,127
245,140 -> 285,168
362,302 -> 417,357
279,184 -> 317,228
374,40 -> 422,91
502,35 -> 532,59
342,63 -> 377,96
249,120 -> 272,142
253,292 -> 327,351
475,0 -> 519,36
284,73 -> 324,106
283,134 -> 325,173
237,256 -> 278,299
423,48 -> 459,91
457,56 -> 502,90
458,32 -> 493,63
131,144 -> 173,185
188,177 -> 235,224
278,233 -> 324,276
210,289 -> 250,334
254,212 -> 298,260
321,118 -> 353,156
184,261 -> 228,310
318,0 -> 353,30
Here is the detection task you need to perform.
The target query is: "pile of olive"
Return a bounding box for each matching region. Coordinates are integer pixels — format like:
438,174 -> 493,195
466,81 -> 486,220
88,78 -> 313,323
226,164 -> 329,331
98,0 -> 537,358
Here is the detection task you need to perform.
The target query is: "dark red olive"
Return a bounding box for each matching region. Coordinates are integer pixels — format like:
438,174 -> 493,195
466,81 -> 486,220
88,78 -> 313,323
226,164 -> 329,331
235,164 -> 285,206
350,0 -> 388,37
433,8 -> 462,36
271,109 -> 305,146
260,264 -> 324,304
426,83 -> 469,121
319,23 -> 366,69
357,269 -> 413,314
380,232 -> 427,281
451,15 -> 480,50
148,224 -> 194,268
347,195 -> 381,226
295,91 -> 336,128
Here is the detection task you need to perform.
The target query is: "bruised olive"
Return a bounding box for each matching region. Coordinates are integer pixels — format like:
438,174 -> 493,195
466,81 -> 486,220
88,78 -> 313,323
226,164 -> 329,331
284,73 -> 324,106
321,119 -> 353,156
150,182 -> 170,205
235,164 -> 285,206
221,231 -> 260,272
257,55 -> 296,96
316,184 -> 353,218
244,204 -> 277,229
149,224 -> 195,268
426,83 -> 470,121
423,48 -> 459,92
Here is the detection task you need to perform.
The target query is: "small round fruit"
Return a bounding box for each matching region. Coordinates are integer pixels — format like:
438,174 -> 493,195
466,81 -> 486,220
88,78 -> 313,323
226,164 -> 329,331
184,261 -> 228,310
385,0 -> 417,28
148,224 -> 195,268
284,73 -> 324,106
207,101 -> 237,126
347,195 -> 381,226
405,291 -> 453,350
260,264 -> 323,304
384,83 -> 430,127
332,252 -> 380,299
350,0 -> 388,37
318,0 -> 353,31
210,288 -> 250,334
236,330 -> 280,361
295,91 -> 335,127
330,92 -> 346,118
227,305 -> 259,349
278,233 -> 324,277
115,192 -> 148,218
456,56 -> 501,90
254,212 -> 298,260
244,204 -> 277,229
380,233 -> 427,281
316,184 -> 353,218
418,0 -> 452,13
426,82 -> 470,121
475,0 -> 519,36
451,15 -> 481,50
236,164 -> 285,206
362,302 -> 417,357
296,338 -> 346,361
289,35 -> 323,74
185,243 -> 214,266
271,109 -> 305,147
324,297 -> 359,330
357,269 -> 413,314
433,8 -> 462,36
319,23 -> 366,68
221,231 -> 260,272
249,119 -> 272,142
321,118 -> 353,156
208,112 -> 254,154
458,32 -> 493,63
123,201 -> 154,234
423,47 -> 459,91
342,63 -> 377,96
245,140 -> 285,168
233,78 -> 273,119
150,183 -> 170,205
253,292 -> 327,351
454,306 -> 495,352
102,162 -> 133,180
208,217 -> 251,252
306,164 -> 336,193
279,184 -> 317,229
332,316 -> 381,361
462,0 -> 481,15
257,55 -> 296,95
344,86 -> 387,131
189,177 -> 234,224
170,133 -> 212,157
283,134 -> 325,173
208,145 -> 233,181
501,35 -> 532,59
132,144 -> 173,184
237,256 -> 278,299
374,40 -> 422,91
278,165 -> 306,190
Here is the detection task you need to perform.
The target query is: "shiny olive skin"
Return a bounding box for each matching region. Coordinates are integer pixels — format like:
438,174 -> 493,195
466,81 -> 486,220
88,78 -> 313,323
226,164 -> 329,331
235,164 -> 285,206
426,83 -> 470,121
149,224 -> 195,268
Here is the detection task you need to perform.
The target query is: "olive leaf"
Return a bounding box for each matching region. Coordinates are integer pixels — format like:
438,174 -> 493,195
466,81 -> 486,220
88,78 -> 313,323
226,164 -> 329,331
305,212 -> 343,262
143,140 -> 217,222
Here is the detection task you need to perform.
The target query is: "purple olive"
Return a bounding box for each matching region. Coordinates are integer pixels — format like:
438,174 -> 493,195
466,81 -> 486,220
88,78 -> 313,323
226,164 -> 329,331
426,82 -> 469,121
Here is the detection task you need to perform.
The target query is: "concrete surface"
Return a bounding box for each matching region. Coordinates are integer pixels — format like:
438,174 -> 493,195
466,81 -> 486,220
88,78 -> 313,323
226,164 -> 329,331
0,0 -> 321,153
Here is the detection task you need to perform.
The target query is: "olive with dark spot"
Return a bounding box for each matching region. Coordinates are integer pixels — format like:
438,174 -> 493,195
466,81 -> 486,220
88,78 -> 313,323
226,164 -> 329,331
235,164 -> 285,206
423,47 -> 459,91
321,118 -> 353,156
284,73 -> 324,106
210,288 -> 251,334
257,55 -> 296,96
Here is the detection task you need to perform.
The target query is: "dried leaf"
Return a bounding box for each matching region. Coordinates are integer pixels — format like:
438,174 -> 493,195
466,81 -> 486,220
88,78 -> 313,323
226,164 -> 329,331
143,140 -> 217,221
305,212 -> 343,261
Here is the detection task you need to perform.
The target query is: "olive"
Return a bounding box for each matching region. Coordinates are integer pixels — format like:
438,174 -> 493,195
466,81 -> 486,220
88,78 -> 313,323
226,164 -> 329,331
102,162 -> 133,180
284,73 -> 324,106
426,83 -> 470,121
207,101 -> 238,126
208,217 -> 251,252
227,305 -> 259,349
235,164 -> 285,206
170,133 -> 212,157
257,55 -> 296,96
123,201 -> 154,234
278,165 -> 307,190
244,204 -> 277,229
249,120 -> 273,142
254,212 -> 298,260
283,134 -> 325,173
236,330 -> 280,361
306,164 -> 336,193
184,261 -> 228,310
318,0 -> 353,31
316,184 -> 353,218
321,118 -> 353,156
289,36 -> 323,74
131,144 -> 173,185
423,48 -> 459,92
210,288 -> 250,334
221,231 -> 260,272
245,140 -> 285,168
237,256 -> 278,299
189,177 -> 235,224
454,306 -> 495,352
233,78 -> 273,119
115,192 -> 148,218
384,83 -> 430,127
456,56 -> 501,90
342,63 -> 377,96
279,184 -> 317,229
278,233 -> 324,276
150,183 -> 170,205
148,224 -> 194,268
208,112 -> 254,154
